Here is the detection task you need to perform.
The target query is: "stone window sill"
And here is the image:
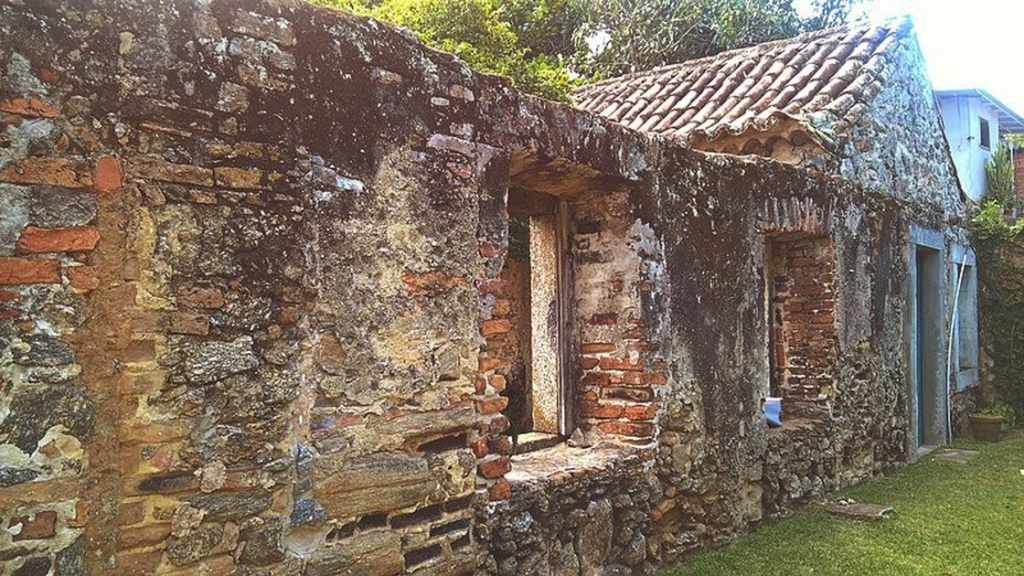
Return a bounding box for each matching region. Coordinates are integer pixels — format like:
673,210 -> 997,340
512,432 -> 564,455
768,417 -> 827,436
505,441 -> 646,490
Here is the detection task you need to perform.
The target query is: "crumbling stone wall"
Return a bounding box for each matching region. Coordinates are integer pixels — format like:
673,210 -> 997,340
572,186 -> 665,442
0,1 -> 967,574
479,448 -> 656,575
648,148 -> 912,558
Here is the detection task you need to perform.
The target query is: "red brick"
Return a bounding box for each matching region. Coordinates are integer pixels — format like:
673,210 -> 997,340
10,510 -> 57,540
581,371 -> 610,387
475,396 -> 508,415
167,311 -> 209,335
481,319 -> 511,336
478,279 -> 505,296
116,522 -> 172,550
588,313 -> 618,325
478,456 -> 511,479
580,402 -> 624,419
0,257 -> 60,285
68,501 -> 90,528
400,270 -> 467,297
176,286 -> 225,309
118,501 -> 147,526
492,298 -> 511,317
478,415 -> 509,435
0,157 -> 93,188
581,342 -> 616,354
479,243 -> 503,258
489,435 -> 513,455
0,290 -> 20,302
580,357 -> 600,370
609,372 -> 643,385
490,374 -> 507,393
67,265 -> 99,292
488,479 -> 512,501
0,96 -> 59,118
126,310 -> 162,333
598,357 -> 644,371
123,340 -> 156,363
624,404 -> 658,421
478,357 -> 501,372
94,155 -> 122,195
641,372 -> 665,385
471,436 -> 489,458
596,420 -> 654,437
17,226 -> 100,253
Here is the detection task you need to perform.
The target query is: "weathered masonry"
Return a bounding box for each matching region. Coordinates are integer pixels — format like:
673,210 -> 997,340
0,2 -> 975,575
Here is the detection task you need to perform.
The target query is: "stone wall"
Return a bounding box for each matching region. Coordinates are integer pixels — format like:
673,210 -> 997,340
479,447 -> 657,575
833,26 -> 965,217
648,147 -> 912,560
572,186 -> 665,443
0,1 -> 966,574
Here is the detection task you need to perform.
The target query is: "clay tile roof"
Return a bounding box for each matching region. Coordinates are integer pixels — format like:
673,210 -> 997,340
572,17 -> 914,146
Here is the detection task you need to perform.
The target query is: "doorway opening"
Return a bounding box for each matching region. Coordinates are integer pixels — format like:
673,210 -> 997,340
913,245 -> 944,448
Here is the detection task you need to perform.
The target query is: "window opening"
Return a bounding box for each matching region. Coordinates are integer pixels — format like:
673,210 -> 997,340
766,234 -> 837,421
500,189 -> 572,449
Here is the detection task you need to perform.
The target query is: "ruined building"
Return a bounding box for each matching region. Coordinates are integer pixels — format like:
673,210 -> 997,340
0,2 -> 977,575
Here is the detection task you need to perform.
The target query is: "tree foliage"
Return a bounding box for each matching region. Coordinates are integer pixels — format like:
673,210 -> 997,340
969,201 -> 1024,417
317,0 -> 860,100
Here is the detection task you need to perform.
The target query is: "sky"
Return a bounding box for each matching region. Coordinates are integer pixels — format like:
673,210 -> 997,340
799,0 -> 1024,115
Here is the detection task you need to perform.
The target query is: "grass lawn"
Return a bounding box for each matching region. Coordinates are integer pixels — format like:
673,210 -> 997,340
667,432 -> 1024,575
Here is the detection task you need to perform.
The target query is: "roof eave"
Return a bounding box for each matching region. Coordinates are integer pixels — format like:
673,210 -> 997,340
935,88 -> 1024,134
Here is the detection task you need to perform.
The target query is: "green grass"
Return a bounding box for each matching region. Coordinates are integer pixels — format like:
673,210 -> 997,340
667,433 -> 1024,575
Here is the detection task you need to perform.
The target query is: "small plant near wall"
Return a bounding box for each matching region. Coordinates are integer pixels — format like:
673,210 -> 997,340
983,144 -> 1021,211
969,402 -> 1015,441
969,200 -> 1024,427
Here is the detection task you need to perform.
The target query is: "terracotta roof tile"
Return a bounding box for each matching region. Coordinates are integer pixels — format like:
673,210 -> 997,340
572,18 -> 914,145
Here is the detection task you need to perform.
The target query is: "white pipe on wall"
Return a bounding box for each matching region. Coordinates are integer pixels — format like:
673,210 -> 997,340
945,251 -> 969,444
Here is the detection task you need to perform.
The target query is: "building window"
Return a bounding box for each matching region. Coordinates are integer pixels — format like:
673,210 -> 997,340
481,165 -> 661,457
766,234 -> 838,420
497,189 -> 572,445
979,117 -> 991,150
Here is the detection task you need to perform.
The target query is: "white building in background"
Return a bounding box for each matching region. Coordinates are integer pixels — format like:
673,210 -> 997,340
936,89 -> 1024,202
